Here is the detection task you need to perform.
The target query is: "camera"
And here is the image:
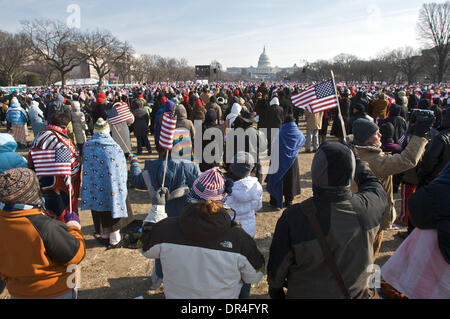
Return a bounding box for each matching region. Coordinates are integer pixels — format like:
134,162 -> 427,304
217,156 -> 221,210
410,109 -> 435,125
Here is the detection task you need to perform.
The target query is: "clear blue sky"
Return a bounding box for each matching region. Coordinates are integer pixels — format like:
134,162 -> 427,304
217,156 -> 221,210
2,0 -> 447,69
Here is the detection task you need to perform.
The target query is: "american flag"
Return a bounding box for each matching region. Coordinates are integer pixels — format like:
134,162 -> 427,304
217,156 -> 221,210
105,102 -> 133,126
159,112 -> 178,150
291,80 -> 339,114
29,148 -> 72,176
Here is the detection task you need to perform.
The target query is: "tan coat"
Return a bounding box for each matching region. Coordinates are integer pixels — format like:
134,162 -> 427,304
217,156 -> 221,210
305,110 -> 324,131
352,136 -> 428,230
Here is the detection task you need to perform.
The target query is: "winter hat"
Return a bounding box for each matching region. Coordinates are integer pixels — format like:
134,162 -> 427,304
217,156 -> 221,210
94,118 -> 110,134
30,100 -> 39,108
0,168 -> 43,207
217,97 -> 225,105
418,98 -> 431,110
379,122 -> 395,143
71,101 -> 81,111
11,97 -> 18,104
205,108 -> 218,125
270,97 -> 280,106
311,142 -> 356,188
188,167 -> 233,202
229,152 -> 255,179
352,119 -> 379,146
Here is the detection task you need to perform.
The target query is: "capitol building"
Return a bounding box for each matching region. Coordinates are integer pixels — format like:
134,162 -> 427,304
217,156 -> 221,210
226,47 -> 299,80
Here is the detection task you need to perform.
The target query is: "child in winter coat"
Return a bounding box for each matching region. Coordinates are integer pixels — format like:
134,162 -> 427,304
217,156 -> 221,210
224,152 -> 263,299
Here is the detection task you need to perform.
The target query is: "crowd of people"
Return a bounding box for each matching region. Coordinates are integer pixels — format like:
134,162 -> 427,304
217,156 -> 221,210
0,80 -> 449,299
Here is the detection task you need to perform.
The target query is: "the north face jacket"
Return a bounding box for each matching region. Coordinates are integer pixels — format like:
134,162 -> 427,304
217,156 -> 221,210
142,204 -> 265,299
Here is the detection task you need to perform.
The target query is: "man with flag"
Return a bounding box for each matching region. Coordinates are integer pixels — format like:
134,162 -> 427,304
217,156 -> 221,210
291,80 -> 340,153
28,111 -> 81,222
105,97 -> 135,157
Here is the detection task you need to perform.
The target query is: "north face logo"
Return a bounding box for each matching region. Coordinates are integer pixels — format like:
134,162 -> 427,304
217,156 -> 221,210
220,241 -> 233,249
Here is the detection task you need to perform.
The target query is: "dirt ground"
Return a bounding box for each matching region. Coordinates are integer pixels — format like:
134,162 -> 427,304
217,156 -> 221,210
0,119 -> 407,299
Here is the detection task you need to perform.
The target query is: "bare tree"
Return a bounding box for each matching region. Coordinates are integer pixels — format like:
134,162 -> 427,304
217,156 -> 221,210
384,47 -> 423,84
417,2 -> 450,83
21,19 -> 84,88
80,29 -> 134,88
0,31 -> 31,85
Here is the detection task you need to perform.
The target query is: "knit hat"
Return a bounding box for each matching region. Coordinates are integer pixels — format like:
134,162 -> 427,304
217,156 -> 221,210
94,118 -> 110,134
229,152 -> 255,179
30,100 -> 39,108
270,97 -> 280,106
352,119 -> 379,146
379,122 -> 395,143
311,142 -> 356,188
0,168 -> 43,207
217,97 -> 225,105
11,97 -> 18,104
188,167 -> 233,202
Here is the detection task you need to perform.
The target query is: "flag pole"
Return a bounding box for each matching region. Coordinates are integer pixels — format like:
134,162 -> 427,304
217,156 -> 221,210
69,174 -> 73,213
330,70 -> 348,142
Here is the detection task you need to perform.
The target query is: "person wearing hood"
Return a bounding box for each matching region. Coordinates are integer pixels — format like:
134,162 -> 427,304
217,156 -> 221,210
351,118 -> 431,256
131,99 -> 152,155
368,93 -> 389,122
70,101 -> 88,156
381,162 -> 450,299
28,100 -> 46,138
140,167 -> 265,299
0,133 -> 28,173
268,142 -> 388,299
174,103 -> 195,141
225,102 -> 242,130
266,115 -> 305,209
0,168 -> 85,299
44,94 -> 69,124
6,98 -> 28,149
81,119 -> 133,249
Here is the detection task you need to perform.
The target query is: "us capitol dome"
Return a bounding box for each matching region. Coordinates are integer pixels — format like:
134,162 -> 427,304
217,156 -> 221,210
226,46 -> 299,80
258,46 -> 271,69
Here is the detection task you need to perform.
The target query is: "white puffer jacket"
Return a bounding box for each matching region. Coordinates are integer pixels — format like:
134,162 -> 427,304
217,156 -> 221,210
225,176 -> 263,238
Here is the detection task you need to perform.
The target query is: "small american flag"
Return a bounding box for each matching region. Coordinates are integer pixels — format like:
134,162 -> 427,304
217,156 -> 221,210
105,102 -> 133,126
30,148 -> 72,176
159,112 -> 178,150
291,80 -> 339,114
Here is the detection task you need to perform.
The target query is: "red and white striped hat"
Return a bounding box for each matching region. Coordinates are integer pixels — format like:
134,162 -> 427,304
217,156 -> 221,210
188,167 -> 232,202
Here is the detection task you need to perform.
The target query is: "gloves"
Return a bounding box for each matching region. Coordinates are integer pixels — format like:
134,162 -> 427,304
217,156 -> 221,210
153,187 -> 169,206
128,153 -> 139,165
64,211 -> 81,229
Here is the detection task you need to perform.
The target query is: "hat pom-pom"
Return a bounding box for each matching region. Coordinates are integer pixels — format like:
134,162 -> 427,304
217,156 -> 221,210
224,178 -> 234,195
